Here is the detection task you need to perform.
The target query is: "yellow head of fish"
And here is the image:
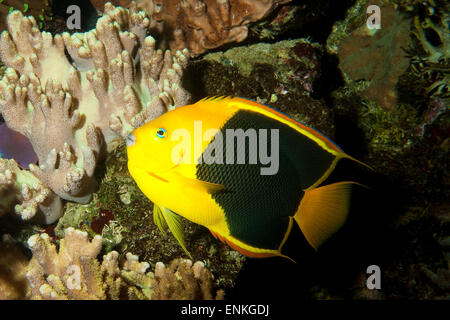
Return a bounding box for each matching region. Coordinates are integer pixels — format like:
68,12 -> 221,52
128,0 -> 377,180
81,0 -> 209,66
127,103 -> 230,175
126,111 -> 186,175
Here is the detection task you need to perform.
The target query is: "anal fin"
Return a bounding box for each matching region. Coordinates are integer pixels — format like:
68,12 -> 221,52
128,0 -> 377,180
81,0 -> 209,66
169,171 -> 226,194
208,229 -> 289,260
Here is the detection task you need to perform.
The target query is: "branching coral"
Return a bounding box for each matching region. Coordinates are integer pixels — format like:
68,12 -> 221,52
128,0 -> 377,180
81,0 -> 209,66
152,259 -> 224,299
0,158 -> 63,224
0,3 -> 190,205
26,227 -> 107,299
24,227 -> 222,300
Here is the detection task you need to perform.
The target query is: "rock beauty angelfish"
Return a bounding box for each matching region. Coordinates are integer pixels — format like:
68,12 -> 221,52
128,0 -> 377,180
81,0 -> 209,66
126,96 -> 370,260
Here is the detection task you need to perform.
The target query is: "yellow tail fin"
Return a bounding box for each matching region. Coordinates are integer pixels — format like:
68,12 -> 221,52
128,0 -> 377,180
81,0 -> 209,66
294,181 -> 360,250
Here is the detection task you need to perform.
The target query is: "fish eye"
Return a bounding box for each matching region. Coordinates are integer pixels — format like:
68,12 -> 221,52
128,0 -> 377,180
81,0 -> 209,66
156,128 -> 167,138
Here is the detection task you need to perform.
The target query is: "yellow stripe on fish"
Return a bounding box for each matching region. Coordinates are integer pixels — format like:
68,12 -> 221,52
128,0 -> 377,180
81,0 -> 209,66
126,96 -> 371,259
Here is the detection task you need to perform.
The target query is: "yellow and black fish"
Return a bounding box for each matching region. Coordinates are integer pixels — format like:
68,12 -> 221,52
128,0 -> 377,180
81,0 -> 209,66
126,96 -> 369,260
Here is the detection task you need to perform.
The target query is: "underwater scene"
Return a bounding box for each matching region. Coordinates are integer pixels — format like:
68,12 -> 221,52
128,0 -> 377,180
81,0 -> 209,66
0,0 -> 448,306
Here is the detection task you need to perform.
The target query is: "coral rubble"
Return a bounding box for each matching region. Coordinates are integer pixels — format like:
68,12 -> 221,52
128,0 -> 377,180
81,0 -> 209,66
0,3 -> 190,205
25,227 -> 222,300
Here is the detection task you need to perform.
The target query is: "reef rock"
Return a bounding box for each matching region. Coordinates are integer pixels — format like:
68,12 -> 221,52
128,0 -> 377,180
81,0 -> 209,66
331,0 -> 412,110
0,234 -> 29,299
186,38 -> 334,137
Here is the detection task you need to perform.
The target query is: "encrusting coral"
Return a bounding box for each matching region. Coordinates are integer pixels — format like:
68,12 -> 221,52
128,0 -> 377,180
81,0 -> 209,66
149,0 -> 292,56
0,3 -> 190,211
24,227 -> 223,300
0,158 -> 63,224
92,0 -> 292,56
330,0 -> 412,110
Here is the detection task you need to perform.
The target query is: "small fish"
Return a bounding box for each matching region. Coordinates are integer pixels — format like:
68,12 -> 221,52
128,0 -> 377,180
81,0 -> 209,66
0,124 -> 38,169
126,96 -> 370,260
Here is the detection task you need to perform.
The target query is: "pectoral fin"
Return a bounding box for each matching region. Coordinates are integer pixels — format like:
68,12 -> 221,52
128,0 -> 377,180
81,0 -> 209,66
196,179 -> 226,194
153,203 -> 192,259
170,171 -> 226,194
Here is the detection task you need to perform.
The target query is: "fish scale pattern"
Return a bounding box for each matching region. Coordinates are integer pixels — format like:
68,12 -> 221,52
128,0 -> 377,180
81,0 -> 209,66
196,109 -> 303,249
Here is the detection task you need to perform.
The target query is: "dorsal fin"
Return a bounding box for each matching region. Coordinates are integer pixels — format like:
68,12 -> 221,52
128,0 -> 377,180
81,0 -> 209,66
167,170 -> 226,194
197,96 -> 344,155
